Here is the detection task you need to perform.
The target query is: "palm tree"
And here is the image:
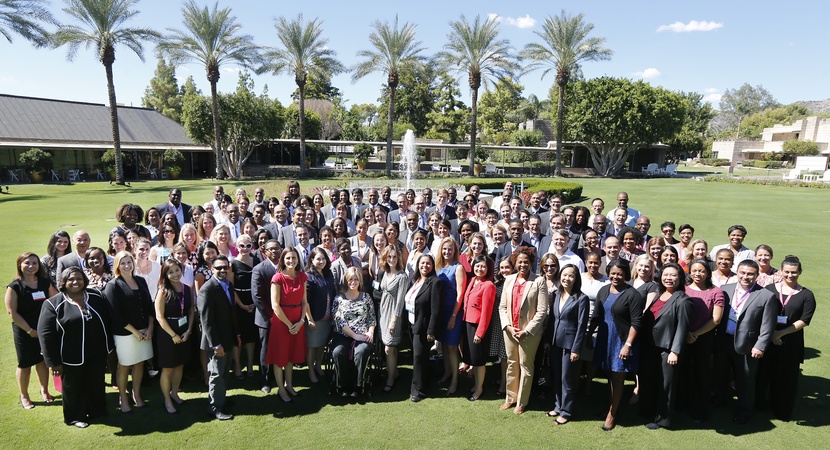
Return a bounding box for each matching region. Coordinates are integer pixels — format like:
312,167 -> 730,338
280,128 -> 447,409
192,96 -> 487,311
438,15 -> 518,176
158,0 -> 260,180
260,14 -> 343,178
351,16 -> 426,177
52,0 -> 159,185
520,11 -> 612,176
0,0 -> 56,46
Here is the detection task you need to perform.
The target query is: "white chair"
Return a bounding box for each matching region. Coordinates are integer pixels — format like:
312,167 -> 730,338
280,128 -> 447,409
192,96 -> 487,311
343,161 -> 353,170
94,169 -> 105,180
68,169 -> 80,181
664,164 -> 678,176
449,163 -> 462,173
782,169 -> 801,181
818,170 -> 830,183
150,168 -> 158,179
161,169 -> 168,179
324,161 -> 336,169
431,163 -> 441,172
50,170 -> 60,181
641,163 -> 659,174
8,169 -> 19,182
485,163 -> 504,174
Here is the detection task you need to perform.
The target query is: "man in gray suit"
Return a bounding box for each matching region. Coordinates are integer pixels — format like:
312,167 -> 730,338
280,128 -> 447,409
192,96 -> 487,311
56,230 -> 90,276
717,259 -> 776,424
250,240 -> 280,393
198,256 -> 238,421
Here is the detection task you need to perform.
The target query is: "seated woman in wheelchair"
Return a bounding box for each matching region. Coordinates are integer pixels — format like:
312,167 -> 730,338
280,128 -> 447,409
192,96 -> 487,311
331,267 -> 377,397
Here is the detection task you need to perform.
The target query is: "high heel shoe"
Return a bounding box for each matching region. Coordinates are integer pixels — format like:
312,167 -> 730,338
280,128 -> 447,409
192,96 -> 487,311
20,395 -> 35,410
40,389 -> 54,404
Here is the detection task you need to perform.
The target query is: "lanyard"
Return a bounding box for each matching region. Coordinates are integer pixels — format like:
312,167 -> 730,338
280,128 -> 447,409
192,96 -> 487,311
733,283 -> 755,312
777,283 -> 797,309
178,289 -> 185,316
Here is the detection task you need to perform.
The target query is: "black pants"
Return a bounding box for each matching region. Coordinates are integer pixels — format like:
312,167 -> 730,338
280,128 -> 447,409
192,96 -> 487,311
61,361 -> 108,425
677,331 -> 714,420
756,341 -> 800,421
258,326 -> 271,387
332,334 -> 372,390
715,336 -> 758,419
411,326 -> 430,397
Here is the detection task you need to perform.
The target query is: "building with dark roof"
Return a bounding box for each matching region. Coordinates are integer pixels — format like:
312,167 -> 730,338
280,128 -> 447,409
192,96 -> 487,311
0,94 -> 211,181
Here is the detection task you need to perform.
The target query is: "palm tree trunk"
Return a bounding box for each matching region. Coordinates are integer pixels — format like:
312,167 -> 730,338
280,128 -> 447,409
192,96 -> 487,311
298,84 -> 307,178
555,83 -> 565,177
104,60 -> 124,185
469,87 -> 478,176
386,86 -> 395,177
209,80 -> 224,179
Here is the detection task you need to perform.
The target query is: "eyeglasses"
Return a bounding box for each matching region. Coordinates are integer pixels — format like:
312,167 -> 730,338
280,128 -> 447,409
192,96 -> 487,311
212,265 -> 229,271
163,229 -> 176,234
238,243 -> 253,249
543,264 -> 558,269
265,247 -> 280,253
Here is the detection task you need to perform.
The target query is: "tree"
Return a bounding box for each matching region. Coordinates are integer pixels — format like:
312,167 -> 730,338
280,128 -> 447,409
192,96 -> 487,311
304,98 -> 340,140
719,83 -> 780,139
335,102 -> 377,141
667,91 -> 715,159
290,71 -> 341,102
180,72 -> 284,179
516,93 -> 552,122
476,78 -> 523,143
426,70 -> 469,144
351,16 -> 426,177
565,77 -> 686,176
141,57 -> 182,122
782,140 -> 819,158
521,11 -> 612,176
259,14 -> 344,177
0,0 -> 57,47
52,0 -> 159,185
738,103 -> 812,140
376,64 -> 437,138
438,15 -> 519,175
159,0 -> 260,179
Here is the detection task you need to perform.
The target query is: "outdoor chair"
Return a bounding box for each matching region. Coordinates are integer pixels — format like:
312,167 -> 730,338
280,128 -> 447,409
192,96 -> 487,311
449,164 -> 462,173
782,169 -> 801,181
641,163 -> 659,174
50,170 -> 60,181
664,164 -> 678,176
819,170 -> 830,183
485,163 -> 504,174
68,169 -> 81,181
8,169 -> 19,182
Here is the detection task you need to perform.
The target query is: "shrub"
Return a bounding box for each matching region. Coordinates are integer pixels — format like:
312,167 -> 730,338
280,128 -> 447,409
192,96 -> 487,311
741,160 -> 785,169
163,148 -> 185,177
703,175 -> 830,189
699,158 -> 730,166
352,143 -> 373,163
461,179 -> 583,204
19,148 -> 52,172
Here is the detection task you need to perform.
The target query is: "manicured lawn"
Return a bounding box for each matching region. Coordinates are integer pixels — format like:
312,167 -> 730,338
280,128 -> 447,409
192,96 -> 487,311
0,177 -> 827,448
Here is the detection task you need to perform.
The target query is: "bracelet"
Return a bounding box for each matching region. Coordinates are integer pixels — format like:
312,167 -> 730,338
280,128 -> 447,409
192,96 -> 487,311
624,342 -> 633,347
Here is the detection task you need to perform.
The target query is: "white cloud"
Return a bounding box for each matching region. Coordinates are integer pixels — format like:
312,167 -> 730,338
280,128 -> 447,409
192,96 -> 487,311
221,67 -> 240,74
704,93 -> 723,104
487,13 -> 536,29
704,87 -> 719,94
634,68 -> 661,79
0,76 -> 15,83
657,20 -> 723,33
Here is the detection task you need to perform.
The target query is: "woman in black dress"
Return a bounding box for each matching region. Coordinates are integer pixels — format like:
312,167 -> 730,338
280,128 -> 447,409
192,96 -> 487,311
154,259 -> 195,414
230,234 -> 260,379
758,255 -> 816,421
38,267 -> 113,428
305,247 -> 336,384
5,252 -> 58,409
406,254 -> 442,402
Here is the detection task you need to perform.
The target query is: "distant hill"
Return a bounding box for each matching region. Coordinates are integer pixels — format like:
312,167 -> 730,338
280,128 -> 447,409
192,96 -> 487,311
795,99 -> 830,115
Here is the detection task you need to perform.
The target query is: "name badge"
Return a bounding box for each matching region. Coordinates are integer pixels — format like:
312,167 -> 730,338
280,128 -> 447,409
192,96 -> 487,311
725,308 -> 738,335
372,280 -> 380,290
776,315 -> 788,325
178,317 -> 188,327
32,291 -> 46,301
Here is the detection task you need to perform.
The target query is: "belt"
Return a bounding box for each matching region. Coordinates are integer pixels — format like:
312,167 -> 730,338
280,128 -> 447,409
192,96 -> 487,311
282,304 -> 301,308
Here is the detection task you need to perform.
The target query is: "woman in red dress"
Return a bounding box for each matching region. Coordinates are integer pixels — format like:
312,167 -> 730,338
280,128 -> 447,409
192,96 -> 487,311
266,247 -> 313,403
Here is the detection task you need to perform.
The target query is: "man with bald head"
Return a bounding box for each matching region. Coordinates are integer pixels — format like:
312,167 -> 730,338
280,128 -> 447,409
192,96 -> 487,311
156,188 -> 192,227
210,185 -> 225,212
57,230 -> 91,275
605,191 -> 640,227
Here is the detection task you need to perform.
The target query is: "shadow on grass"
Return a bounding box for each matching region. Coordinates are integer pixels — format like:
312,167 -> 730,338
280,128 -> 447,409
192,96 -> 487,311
0,194 -> 49,203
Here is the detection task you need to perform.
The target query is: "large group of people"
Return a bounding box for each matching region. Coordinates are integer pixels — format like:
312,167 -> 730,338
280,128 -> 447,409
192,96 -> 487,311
4,182 -> 815,432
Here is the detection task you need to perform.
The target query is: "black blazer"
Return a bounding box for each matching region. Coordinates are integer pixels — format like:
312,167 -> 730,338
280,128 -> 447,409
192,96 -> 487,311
197,277 -> 238,351
250,260 -> 277,328
591,284 -> 645,342
650,291 -> 693,355
494,240 -> 536,274
155,202 -> 192,224
56,252 -> 84,279
411,275 -> 442,337
549,291 -> 590,353
38,290 -> 113,367
103,276 -> 153,336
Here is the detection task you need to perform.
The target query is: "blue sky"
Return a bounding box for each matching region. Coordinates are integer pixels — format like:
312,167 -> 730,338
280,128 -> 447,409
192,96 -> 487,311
2,0 -> 828,113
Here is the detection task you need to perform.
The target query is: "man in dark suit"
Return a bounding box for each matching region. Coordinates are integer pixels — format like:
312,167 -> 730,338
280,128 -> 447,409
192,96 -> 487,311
401,211 -> 425,251
277,207 -> 307,249
293,225 -> 315,269
321,189 -> 340,222
156,188 -> 192,227
495,220 -> 535,273
350,188 -> 368,221
251,240 -> 280,393
56,230 -> 90,276
198,256 -> 238,421
387,193 -> 409,226
716,260 -> 777,424
523,215 -> 546,267
380,186 -> 398,211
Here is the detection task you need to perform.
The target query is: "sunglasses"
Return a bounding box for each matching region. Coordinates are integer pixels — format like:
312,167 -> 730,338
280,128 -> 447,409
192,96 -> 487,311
163,229 -> 176,234
238,243 -> 253,249
213,265 -> 229,271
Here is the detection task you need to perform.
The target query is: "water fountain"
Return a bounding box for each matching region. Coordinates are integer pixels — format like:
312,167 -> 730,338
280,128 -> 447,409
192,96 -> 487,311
399,129 -> 418,192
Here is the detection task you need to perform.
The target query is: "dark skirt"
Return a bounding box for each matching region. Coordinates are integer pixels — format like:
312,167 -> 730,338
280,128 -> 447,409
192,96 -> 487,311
155,318 -> 191,368
12,323 -> 44,368
462,321 -> 491,367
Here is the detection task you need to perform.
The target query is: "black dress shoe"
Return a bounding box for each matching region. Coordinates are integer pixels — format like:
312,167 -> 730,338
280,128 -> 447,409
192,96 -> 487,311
261,385 -> 271,394
410,395 -> 422,403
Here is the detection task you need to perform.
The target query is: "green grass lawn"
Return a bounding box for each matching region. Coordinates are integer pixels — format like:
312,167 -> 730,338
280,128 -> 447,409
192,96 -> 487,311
0,177 -> 827,449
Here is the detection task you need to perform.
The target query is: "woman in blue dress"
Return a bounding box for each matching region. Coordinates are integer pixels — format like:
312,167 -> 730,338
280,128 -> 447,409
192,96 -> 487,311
434,237 -> 467,396
591,259 -> 644,431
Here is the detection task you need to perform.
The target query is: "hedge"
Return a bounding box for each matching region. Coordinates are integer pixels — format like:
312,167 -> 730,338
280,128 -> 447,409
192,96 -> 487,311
461,179 -> 583,204
703,175 -> 830,189
740,160 -> 785,169
699,158 -> 730,166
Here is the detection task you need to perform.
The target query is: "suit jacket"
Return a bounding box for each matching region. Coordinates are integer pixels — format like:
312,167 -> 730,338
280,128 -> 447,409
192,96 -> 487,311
401,226 -> 426,251
198,277 -> 238,351
103,276 -> 153,336
278,224 -> 298,249
462,279 -> 496,339
650,291 -> 693,355
721,283 -> 777,355
499,273 -> 548,336
38,290 -> 113,367
251,260 -> 277,328
56,252 -> 84,278
388,209 -> 407,225
591,284 -> 645,342
433,205 -> 457,221
549,291 -> 590,353
412,275 -> 442,337
351,203 -> 368,221
156,202 -> 192,226
524,232 -> 547,267
538,210 -> 551,235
